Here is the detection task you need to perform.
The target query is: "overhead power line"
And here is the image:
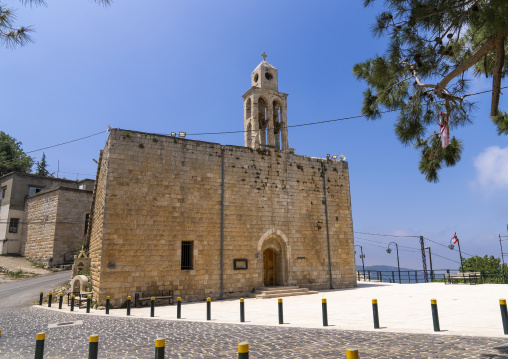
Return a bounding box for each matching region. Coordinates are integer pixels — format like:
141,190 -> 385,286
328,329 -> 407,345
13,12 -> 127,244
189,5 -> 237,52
182,85 -> 508,137
354,231 -> 420,238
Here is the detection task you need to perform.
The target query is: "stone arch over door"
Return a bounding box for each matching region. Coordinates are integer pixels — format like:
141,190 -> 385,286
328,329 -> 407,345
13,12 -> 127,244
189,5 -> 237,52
257,229 -> 290,286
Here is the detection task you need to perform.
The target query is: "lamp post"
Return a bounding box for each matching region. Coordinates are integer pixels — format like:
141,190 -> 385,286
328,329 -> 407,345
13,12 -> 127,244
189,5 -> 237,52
448,234 -> 464,273
425,247 -> 434,281
355,245 -> 366,281
386,242 -> 401,284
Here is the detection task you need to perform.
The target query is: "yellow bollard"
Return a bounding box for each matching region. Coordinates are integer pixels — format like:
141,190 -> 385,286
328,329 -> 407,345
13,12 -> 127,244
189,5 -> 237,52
238,341 -> 249,359
346,348 -> 359,359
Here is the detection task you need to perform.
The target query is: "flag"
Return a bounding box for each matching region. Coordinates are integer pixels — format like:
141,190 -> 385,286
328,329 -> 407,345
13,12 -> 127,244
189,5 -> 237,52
452,232 -> 458,244
439,112 -> 450,148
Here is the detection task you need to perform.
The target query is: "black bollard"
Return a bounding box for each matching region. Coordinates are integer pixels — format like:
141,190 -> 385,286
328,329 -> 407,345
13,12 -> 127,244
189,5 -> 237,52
151,297 -> 155,317
34,333 -> 45,359
500,299 -> 508,335
278,298 -> 283,324
155,338 -> 165,359
177,297 -> 181,319
48,293 -> 52,308
39,292 -> 43,306
71,295 -> 75,312
372,299 -> 380,329
206,297 -> 211,321
58,294 -> 63,309
431,299 -> 440,331
105,296 -> 110,315
88,334 -> 98,359
240,298 -> 245,323
322,298 -> 328,326
86,296 -> 91,313
238,342 -> 249,359
127,296 -> 131,316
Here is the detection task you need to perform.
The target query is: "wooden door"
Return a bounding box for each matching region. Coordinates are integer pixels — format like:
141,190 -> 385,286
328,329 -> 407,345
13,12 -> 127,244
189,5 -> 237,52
263,248 -> 277,286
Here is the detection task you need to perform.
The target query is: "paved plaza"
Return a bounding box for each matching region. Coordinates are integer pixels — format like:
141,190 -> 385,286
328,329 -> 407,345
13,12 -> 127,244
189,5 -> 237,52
2,282 -> 508,357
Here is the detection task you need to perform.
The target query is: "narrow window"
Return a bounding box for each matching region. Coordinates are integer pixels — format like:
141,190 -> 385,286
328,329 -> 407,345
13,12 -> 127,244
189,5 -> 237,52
181,241 -> 193,270
1,186 -> 6,199
9,218 -> 19,233
84,213 -> 90,235
29,187 -> 42,195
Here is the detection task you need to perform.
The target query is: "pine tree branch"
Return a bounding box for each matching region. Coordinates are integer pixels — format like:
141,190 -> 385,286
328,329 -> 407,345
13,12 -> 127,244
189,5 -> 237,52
436,29 -> 508,97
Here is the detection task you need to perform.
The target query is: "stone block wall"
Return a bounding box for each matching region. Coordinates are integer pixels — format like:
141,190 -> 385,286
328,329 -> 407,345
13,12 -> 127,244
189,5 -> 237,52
23,187 -> 92,266
90,129 -> 356,306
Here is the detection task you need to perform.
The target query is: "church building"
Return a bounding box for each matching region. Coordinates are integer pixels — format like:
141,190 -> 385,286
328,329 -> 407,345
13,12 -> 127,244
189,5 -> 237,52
89,57 -> 356,306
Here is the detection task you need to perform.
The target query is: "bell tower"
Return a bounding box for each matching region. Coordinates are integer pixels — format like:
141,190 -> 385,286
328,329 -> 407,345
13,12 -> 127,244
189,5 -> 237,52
242,53 -> 288,151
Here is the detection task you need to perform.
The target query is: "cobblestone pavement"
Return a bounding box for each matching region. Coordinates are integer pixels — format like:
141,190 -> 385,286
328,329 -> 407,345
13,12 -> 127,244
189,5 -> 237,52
1,307 -> 508,358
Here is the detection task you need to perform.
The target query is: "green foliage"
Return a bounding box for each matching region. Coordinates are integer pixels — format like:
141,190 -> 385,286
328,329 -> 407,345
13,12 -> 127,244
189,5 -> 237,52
461,255 -> 503,272
35,152 -> 52,177
1,0 -> 111,49
355,0 -> 508,182
0,131 -> 34,176
7,269 -> 23,278
491,111 -> 508,135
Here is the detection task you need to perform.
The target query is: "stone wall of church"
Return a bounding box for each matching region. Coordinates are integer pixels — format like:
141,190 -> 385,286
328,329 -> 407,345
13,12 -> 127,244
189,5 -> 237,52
90,129 -> 356,306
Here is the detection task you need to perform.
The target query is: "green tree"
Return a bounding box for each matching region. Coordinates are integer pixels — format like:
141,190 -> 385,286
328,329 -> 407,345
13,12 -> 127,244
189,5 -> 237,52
461,255 -> 502,271
35,152 -> 52,177
461,255 -> 508,282
354,0 -> 508,182
1,0 -> 110,49
0,131 -> 34,176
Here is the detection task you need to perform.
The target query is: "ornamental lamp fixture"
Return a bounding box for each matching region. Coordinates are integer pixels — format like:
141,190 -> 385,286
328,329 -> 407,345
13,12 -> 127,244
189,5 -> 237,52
386,248 -> 392,254
448,244 -> 454,250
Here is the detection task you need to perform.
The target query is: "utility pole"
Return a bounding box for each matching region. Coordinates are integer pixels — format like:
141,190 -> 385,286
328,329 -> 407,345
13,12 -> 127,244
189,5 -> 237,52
420,236 -> 428,283
425,247 -> 433,281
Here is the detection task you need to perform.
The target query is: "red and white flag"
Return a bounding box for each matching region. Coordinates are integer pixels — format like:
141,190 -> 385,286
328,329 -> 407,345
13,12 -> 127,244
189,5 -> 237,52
452,232 -> 458,244
439,112 -> 450,148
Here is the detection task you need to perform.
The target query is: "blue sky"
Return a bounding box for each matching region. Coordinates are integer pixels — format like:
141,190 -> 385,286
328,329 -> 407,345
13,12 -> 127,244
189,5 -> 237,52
2,0 -> 507,270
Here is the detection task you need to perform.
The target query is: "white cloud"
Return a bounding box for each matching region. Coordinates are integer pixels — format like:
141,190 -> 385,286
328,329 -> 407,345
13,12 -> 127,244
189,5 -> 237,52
473,146 -> 508,189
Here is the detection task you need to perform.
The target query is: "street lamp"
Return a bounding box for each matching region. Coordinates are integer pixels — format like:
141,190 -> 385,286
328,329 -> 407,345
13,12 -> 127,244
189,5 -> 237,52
448,234 -> 464,273
386,242 -> 401,284
355,245 -> 366,281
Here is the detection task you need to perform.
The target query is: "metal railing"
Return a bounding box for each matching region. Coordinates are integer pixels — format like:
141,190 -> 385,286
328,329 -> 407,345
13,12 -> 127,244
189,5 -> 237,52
357,269 -> 508,284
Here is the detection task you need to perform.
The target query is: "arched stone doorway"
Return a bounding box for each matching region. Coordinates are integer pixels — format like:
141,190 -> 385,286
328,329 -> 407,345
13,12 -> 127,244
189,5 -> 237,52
257,229 -> 290,287
263,248 -> 277,286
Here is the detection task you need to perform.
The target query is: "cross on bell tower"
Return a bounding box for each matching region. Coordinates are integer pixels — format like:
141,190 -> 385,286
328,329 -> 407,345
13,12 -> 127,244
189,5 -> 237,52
242,54 -> 289,151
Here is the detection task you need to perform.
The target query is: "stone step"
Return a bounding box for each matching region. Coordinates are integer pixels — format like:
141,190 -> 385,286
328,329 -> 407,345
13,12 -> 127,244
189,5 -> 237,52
258,288 -> 309,295
257,286 -> 300,291
255,287 -> 318,299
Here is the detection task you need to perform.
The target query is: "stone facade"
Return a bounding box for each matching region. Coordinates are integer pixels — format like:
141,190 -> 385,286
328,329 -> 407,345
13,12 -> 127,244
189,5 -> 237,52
23,187 -> 92,266
90,130 -> 355,306
0,172 -> 94,255
89,59 -> 356,307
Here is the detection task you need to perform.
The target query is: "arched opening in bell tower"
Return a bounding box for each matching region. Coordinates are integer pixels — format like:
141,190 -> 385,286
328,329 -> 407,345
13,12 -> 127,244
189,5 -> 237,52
245,98 -> 252,119
273,101 -> 282,150
258,97 -> 268,148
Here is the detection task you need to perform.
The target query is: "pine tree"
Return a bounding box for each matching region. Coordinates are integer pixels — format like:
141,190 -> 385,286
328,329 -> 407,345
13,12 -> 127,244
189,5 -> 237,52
35,152 -> 52,177
0,131 -> 34,176
0,0 -> 110,49
354,0 -> 508,182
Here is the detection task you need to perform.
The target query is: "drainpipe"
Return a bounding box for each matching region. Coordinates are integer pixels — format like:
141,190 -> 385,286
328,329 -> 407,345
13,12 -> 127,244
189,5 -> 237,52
321,162 -> 333,289
219,146 -> 225,300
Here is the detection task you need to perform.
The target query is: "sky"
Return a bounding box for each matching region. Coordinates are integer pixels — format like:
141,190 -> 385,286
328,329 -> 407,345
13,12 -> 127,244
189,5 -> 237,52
1,0 -> 507,271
